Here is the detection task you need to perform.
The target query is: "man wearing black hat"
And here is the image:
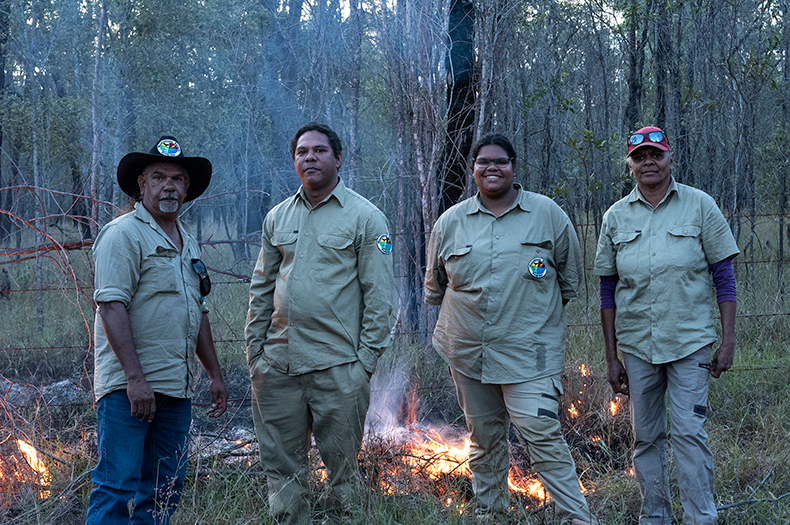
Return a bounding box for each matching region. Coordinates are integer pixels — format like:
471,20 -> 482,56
86,136 -> 227,525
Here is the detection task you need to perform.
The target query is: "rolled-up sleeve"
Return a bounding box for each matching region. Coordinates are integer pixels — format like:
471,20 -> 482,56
700,195 -> 740,264
593,209 -> 618,276
93,223 -> 140,306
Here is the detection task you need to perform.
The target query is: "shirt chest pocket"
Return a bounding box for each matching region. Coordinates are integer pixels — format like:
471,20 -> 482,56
441,244 -> 475,289
611,230 -> 642,274
666,224 -> 703,268
520,238 -> 553,281
144,248 -> 180,294
315,233 -> 356,283
271,232 -> 298,258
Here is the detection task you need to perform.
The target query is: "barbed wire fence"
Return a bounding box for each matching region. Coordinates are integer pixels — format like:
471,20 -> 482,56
2,187 -> 790,519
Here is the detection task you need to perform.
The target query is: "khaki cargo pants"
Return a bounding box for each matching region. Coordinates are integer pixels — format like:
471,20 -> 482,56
451,369 -> 595,523
250,359 -> 370,524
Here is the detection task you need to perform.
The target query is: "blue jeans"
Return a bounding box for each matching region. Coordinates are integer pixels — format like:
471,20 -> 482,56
86,390 -> 192,525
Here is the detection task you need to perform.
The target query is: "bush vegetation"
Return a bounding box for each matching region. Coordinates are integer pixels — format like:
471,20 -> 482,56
0,221 -> 789,524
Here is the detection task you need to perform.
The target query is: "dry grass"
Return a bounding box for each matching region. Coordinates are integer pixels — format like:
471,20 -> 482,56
1,221 -> 790,524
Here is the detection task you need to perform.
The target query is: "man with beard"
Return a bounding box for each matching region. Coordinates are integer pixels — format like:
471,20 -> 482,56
86,136 -> 228,525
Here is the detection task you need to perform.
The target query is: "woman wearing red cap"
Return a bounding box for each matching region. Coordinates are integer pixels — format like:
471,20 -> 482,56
594,127 -> 739,524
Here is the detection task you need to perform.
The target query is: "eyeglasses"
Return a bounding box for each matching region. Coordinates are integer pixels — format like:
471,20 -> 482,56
191,258 -> 211,298
628,131 -> 664,146
474,157 -> 513,167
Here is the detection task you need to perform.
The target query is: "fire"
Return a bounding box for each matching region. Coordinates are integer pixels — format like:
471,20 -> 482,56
508,467 -> 547,500
609,398 -> 622,417
16,439 -> 52,498
567,403 -> 579,418
403,431 -> 471,479
579,364 -> 590,377
363,426 -> 551,507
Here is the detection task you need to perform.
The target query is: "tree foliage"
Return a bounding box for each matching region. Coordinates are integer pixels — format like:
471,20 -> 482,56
1,0 -> 788,334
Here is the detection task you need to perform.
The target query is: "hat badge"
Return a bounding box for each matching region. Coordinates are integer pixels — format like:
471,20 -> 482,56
157,139 -> 182,157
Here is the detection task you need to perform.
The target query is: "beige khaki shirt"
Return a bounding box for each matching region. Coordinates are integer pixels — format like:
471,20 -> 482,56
245,179 -> 394,375
93,202 -> 207,400
425,187 -> 583,384
594,178 -> 740,363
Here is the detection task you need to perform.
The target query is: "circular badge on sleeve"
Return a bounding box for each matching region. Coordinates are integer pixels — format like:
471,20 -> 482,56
377,234 -> 393,255
528,257 -> 547,278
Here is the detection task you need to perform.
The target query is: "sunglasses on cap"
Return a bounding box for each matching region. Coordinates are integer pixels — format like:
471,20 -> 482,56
191,258 -> 211,298
628,130 -> 664,146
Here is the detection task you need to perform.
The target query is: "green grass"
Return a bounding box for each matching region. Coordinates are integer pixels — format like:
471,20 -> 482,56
1,221 -> 790,524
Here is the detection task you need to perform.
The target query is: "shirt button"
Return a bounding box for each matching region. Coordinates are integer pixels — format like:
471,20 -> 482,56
299,254 -> 305,259
495,235 -> 500,239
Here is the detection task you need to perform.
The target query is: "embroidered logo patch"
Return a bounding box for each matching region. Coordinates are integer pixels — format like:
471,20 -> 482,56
528,257 -> 547,278
157,139 -> 182,157
377,234 -> 392,255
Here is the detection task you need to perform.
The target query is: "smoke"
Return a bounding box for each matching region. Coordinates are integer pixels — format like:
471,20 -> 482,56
365,365 -> 410,439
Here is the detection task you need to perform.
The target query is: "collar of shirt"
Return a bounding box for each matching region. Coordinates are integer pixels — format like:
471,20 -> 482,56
133,201 -> 184,250
295,178 -> 348,209
469,184 -> 531,216
629,176 -> 679,209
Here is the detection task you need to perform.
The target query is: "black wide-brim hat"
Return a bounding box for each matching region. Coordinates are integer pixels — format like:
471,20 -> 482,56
117,136 -> 212,202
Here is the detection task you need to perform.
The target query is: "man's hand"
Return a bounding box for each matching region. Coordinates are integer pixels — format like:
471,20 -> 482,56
127,377 -> 156,422
206,378 -> 228,418
607,358 -> 630,396
709,339 -> 734,379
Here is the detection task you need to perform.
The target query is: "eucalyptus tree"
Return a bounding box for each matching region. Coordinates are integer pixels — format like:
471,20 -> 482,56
373,0 -> 453,338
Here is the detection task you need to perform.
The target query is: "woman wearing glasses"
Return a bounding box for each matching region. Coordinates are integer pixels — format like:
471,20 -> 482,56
425,133 -> 597,525
594,127 -> 739,524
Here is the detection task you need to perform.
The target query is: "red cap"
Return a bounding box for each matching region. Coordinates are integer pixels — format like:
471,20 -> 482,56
627,126 -> 670,156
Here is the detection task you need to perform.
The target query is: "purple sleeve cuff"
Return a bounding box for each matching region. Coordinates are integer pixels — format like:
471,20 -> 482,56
709,258 -> 736,303
599,274 -> 619,310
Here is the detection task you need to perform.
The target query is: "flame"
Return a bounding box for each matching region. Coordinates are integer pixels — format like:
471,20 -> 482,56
508,469 -> 547,500
580,364 -> 590,377
16,439 -> 52,498
403,432 -> 471,479
567,403 -> 579,418
609,398 -> 622,417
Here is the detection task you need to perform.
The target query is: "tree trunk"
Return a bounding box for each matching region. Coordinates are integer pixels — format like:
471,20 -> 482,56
345,0 -> 362,190
89,0 -> 107,238
439,0 -> 475,210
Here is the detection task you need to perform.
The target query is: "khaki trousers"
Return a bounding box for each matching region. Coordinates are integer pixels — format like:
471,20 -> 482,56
623,345 -> 717,525
451,369 -> 594,522
250,359 -> 370,524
